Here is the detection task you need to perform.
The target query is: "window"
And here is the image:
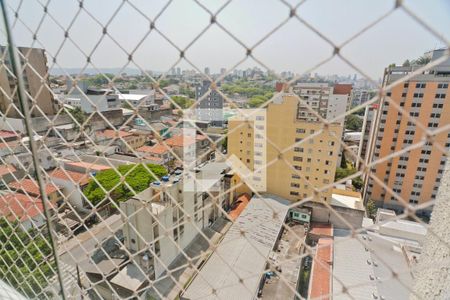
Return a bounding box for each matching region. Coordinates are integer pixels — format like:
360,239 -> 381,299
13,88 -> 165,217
290,191 -> 299,196
290,183 -> 300,188
401,92 -> 407,97
413,93 -> 424,98
294,147 -> 303,153
435,93 -> 446,99
296,128 -> 306,134
437,83 -> 448,89
415,83 -> 426,88
293,156 -> 303,162
292,174 -> 300,179
404,83 -> 409,88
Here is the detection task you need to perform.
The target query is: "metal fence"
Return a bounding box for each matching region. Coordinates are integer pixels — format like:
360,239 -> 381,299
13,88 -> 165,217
0,0 -> 449,299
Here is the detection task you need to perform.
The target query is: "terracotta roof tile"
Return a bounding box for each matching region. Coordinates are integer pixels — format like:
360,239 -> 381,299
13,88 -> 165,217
0,193 -> 52,222
137,144 -> 170,155
165,135 -> 197,147
8,179 -> 61,197
49,168 -> 90,186
0,130 -> 19,139
228,193 -> 250,221
310,223 -> 333,237
309,238 -> 333,300
333,84 -> 353,95
0,165 -> 16,177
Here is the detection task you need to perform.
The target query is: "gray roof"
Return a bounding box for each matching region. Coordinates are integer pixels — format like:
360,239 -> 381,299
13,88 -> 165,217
110,263 -> 147,292
181,194 -> 289,300
333,229 -> 413,300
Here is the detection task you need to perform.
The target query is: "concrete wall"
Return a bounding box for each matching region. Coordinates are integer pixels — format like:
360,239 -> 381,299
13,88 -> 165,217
305,202 -> 364,230
412,157 -> 450,299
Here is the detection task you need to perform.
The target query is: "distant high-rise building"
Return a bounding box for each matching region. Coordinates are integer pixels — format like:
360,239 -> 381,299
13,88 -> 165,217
195,80 -> 223,127
220,68 -> 226,76
228,94 -> 343,203
358,103 -> 379,170
204,67 -> 210,76
176,67 -> 181,76
364,49 -> 450,216
351,89 -> 372,107
0,46 -> 56,118
292,82 -> 351,124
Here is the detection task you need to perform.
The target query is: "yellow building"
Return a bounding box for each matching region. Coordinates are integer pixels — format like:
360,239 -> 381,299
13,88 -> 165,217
228,94 -> 343,203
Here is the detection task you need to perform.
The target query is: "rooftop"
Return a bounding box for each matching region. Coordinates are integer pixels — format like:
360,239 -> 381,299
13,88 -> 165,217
331,189 -> 364,210
309,238 -> 333,300
182,194 -> 289,300
227,193 -> 250,221
97,129 -> 134,139
0,130 -> 19,139
0,193 -> 50,222
49,168 -> 90,186
0,165 -> 16,177
333,83 -> 353,95
136,144 -> 170,155
309,223 -> 333,237
333,229 -> 414,300
65,161 -> 112,172
165,135 -> 196,147
110,263 -> 147,292
8,179 -> 60,197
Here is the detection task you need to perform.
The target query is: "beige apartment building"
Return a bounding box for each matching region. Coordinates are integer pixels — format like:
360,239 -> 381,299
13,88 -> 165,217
365,49 -> 450,216
228,94 -> 343,203
0,46 -> 55,118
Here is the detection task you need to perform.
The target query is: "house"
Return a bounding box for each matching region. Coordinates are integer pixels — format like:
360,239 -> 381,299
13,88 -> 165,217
48,168 -> 91,211
136,144 -> 172,165
0,164 -> 23,184
63,161 -> 112,174
8,178 -> 64,207
0,130 -> 19,142
165,134 -> 211,163
0,192 -> 54,230
96,129 -> 146,153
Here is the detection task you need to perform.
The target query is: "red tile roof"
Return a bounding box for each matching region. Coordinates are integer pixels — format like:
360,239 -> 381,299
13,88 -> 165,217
165,135 -> 197,147
137,144 -> 170,155
97,129 -> 133,139
0,130 -> 19,139
65,161 -> 112,172
8,179 -> 60,197
309,238 -> 333,300
333,84 -> 353,95
309,223 -> 333,237
49,168 -> 90,186
0,165 -> 16,177
228,193 -> 250,221
0,193 -> 52,222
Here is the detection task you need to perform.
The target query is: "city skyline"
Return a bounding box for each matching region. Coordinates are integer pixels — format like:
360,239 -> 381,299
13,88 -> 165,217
2,0 -> 449,79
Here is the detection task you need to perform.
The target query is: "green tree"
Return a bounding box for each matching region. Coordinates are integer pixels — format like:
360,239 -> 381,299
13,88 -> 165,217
68,107 -> 87,132
366,199 -> 378,219
335,167 -> 357,181
0,219 -> 55,298
170,96 -> 194,109
352,176 -> 364,190
83,164 -> 167,205
345,114 -> 363,131
412,55 -> 431,66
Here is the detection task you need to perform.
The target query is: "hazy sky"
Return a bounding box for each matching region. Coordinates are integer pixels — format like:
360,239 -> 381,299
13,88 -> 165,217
3,0 -> 450,79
